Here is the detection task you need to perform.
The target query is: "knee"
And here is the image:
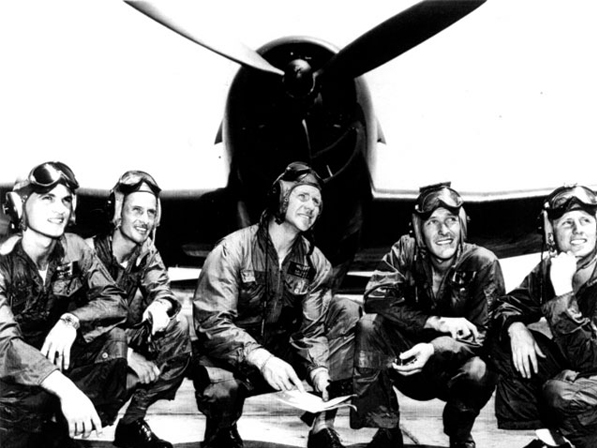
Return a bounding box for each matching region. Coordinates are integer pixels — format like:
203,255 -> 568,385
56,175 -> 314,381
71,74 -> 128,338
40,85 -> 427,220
462,356 -> 493,386
356,314 -> 377,340
169,314 -> 190,340
95,327 -> 127,360
543,379 -> 574,413
194,370 -> 240,406
105,326 -> 127,344
328,297 -> 362,335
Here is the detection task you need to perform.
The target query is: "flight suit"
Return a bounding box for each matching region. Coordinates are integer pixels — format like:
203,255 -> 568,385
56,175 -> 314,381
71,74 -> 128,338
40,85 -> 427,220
90,233 -> 191,425
351,235 -> 504,444
492,258 -> 597,448
0,234 -> 129,446
192,224 -> 360,444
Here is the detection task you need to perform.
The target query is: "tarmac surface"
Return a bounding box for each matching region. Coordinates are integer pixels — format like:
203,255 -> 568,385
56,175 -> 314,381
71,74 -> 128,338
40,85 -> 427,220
77,377 -> 537,447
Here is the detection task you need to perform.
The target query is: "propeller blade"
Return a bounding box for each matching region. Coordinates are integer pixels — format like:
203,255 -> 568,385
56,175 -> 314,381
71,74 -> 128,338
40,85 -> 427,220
124,1 -> 284,76
320,0 -> 486,80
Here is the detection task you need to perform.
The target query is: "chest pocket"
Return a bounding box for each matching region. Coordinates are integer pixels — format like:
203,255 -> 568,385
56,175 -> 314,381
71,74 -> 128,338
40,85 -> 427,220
51,262 -> 85,304
285,261 -> 313,297
238,269 -> 266,317
447,270 -> 476,313
285,276 -> 311,296
9,278 -> 40,316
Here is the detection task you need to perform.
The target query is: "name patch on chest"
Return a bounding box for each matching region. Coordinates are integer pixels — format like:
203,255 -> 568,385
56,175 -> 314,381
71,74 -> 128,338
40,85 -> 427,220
288,262 -> 312,280
55,262 -> 78,280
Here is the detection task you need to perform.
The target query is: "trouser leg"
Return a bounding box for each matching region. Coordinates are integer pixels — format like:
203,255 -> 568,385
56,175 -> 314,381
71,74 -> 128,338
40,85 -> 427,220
191,355 -> 273,442
441,356 -> 497,442
123,315 -> 191,424
0,387 -> 58,447
68,327 -> 129,426
543,376 -> 597,448
0,327 -> 128,441
491,330 -> 567,430
351,314 -> 406,429
326,296 -> 361,395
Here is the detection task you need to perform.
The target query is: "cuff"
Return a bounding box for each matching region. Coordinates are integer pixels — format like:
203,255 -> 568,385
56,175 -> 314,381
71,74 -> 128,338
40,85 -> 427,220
154,296 -> 181,318
309,367 -> 328,384
59,313 -> 80,330
245,348 -> 274,370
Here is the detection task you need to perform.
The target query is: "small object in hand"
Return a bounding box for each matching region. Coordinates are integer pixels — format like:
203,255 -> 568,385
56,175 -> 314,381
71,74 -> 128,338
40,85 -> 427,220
397,355 -> 416,366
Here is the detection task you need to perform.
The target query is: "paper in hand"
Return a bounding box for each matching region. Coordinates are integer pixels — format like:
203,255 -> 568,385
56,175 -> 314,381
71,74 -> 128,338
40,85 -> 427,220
271,390 -> 355,414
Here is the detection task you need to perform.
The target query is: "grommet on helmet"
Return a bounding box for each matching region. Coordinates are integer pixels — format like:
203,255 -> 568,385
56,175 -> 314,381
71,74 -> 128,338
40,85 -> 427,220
266,162 -> 324,224
107,170 -> 162,231
411,182 -> 468,249
540,184 -> 597,252
2,161 -> 79,231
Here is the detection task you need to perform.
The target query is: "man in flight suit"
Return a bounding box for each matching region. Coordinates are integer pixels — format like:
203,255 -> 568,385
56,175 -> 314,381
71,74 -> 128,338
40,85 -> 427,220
351,182 -> 505,448
86,170 -> 191,448
192,162 -> 360,448
0,161 -> 128,447
492,185 -> 597,448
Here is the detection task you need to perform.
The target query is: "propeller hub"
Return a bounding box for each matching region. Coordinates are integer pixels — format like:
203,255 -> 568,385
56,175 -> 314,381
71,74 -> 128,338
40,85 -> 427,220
283,59 -> 315,99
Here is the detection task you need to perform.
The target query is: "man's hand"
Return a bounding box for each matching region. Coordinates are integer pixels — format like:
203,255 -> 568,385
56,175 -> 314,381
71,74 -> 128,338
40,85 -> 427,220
553,369 -> 579,383
41,319 -> 77,371
311,369 -> 331,401
41,371 -> 103,439
261,356 -> 305,393
142,300 -> 171,335
550,251 -> 576,296
426,316 -> 479,342
392,342 -> 434,376
508,322 -> 546,379
127,348 -> 160,384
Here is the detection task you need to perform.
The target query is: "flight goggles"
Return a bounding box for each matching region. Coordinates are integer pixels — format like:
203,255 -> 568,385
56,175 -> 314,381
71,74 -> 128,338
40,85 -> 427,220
115,170 -> 161,196
544,185 -> 597,219
414,182 -> 463,216
279,162 -> 323,190
28,161 -> 79,191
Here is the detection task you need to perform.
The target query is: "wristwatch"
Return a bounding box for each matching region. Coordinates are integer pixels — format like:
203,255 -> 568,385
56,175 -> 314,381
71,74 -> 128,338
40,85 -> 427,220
59,313 -> 80,330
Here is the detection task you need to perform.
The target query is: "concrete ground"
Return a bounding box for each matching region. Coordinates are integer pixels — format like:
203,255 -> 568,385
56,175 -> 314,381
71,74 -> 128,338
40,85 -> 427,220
77,377 -> 537,448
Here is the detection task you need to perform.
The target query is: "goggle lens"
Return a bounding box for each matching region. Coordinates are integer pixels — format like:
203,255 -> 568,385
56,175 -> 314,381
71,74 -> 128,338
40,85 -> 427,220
116,171 -> 161,196
549,186 -> 597,209
280,162 -> 323,188
547,186 -> 597,218
416,186 -> 463,215
28,162 -> 79,190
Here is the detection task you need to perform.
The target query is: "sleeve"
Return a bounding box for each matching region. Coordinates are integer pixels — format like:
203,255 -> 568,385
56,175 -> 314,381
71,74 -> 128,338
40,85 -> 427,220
0,270 -> 58,386
289,250 -> 333,373
139,248 -> 181,318
491,261 -> 546,341
68,239 -> 128,343
364,237 -> 431,333
193,238 -> 261,368
542,291 -> 597,374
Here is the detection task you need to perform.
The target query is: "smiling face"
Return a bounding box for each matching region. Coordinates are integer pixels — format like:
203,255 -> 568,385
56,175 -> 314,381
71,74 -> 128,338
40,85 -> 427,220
117,191 -> 158,246
24,184 -> 74,240
283,185 -> 322,233
553,210 -> 597,260
422,207 -> 461,261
